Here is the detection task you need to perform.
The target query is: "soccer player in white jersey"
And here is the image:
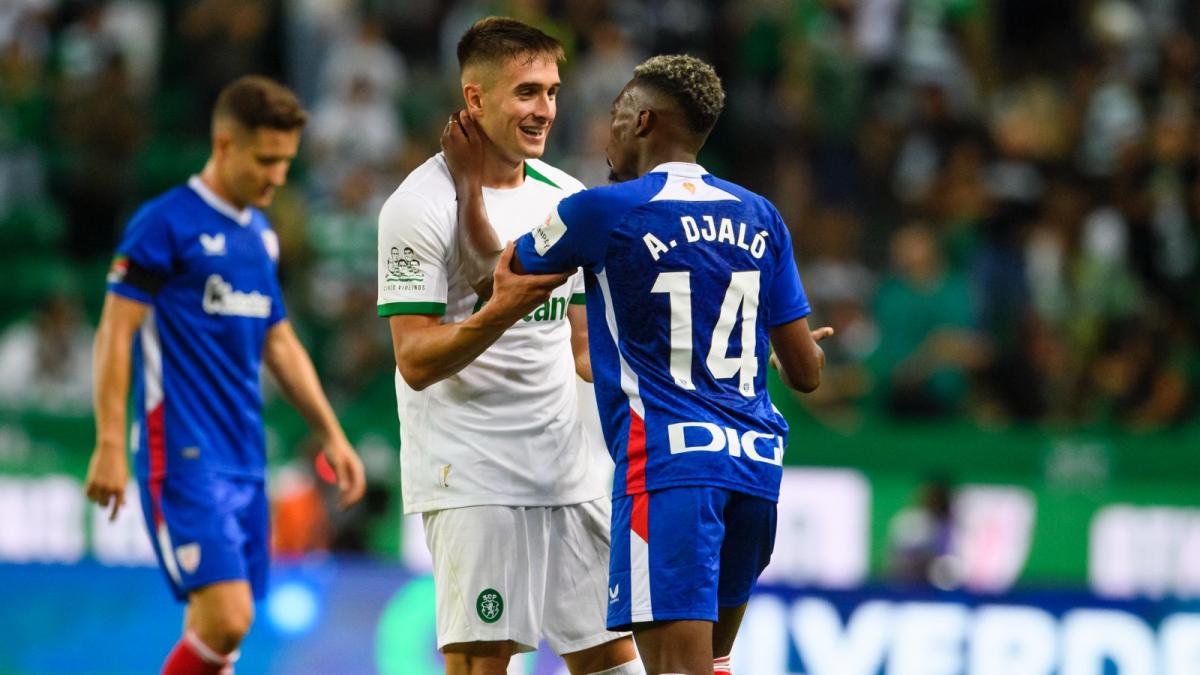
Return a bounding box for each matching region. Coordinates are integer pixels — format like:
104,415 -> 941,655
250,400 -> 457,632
376,17 -> 641,675
444,56 -> 834,674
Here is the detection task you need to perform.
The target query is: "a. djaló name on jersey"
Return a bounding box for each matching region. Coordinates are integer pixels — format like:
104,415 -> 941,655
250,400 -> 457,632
642,214 -> 771,262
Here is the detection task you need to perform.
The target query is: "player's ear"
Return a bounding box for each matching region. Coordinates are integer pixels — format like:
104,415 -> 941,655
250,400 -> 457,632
212,128 -> 234,158
463,82 -> 485,117
635,109 -> 655,137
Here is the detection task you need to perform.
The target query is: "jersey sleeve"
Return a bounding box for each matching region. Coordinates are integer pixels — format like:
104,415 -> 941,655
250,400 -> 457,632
766,210 -> 811,328
569,269 -> 586,304
378,190 -> 451,317
515,187 -> 615,275
106,205 -> 174,304
264,231 -> 288,326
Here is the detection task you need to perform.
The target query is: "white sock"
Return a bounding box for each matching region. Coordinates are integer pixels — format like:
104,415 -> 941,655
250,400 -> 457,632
589,658 -> 646,675
714,653 -> 732,674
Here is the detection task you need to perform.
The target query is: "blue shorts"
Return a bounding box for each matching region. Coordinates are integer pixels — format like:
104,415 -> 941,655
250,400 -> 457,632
607,486 -> 776,630
137,473 -> 270,603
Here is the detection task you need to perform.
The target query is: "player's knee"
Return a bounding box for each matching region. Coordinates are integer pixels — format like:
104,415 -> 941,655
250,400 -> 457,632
196,606 -> 253,653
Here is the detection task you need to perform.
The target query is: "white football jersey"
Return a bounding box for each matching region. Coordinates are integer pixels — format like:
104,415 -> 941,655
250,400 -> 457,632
378,154 -> 609,513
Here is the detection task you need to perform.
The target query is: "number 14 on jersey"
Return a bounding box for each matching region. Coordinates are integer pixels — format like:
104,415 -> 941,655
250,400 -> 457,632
651,270 -> 760,396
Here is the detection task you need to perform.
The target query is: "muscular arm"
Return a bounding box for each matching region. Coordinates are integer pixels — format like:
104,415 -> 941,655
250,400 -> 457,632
389,243 -> 570,391
443,111 -> 502,298
769,317 -> 834,393
264,320 -> 365,507
568,303 -> 591,382
85,293 -> 149,519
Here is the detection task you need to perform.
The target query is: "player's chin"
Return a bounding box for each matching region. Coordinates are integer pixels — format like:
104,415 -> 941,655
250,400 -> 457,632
252,189 -> 276,208
517,131 -> 548,157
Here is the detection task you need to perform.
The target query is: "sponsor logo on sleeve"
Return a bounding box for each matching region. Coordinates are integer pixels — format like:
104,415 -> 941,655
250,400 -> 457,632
533,211 -> 567,255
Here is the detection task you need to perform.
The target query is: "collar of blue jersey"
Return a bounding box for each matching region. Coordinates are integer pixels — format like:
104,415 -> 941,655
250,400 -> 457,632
187,175 -> 253,227
650,162 -> 708,177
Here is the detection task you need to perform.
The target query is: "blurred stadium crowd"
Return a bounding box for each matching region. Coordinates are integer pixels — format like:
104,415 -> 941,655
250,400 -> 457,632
0,0 -> 1197,551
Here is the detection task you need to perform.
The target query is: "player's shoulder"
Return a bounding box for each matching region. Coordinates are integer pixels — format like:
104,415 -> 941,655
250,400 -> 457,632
380,154 -> 455,230
700,174 -> 774,211
561,173 -> 666,220
123,184 -> 198,237
137,184 -> 196,217
524,158 -> 585,194
391,154 -> 456,205
702,173 -> 789,228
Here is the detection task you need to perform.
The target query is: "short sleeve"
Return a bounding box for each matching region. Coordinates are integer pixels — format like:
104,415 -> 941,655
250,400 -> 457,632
766,211 -> 811,328
569,270 -> 586,304
515,187 -> 615,275
378,190 -> 451,317
107,205 -> 174,304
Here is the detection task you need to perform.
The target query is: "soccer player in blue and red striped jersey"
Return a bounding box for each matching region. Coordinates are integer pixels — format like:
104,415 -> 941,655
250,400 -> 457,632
444,55 -> 833,674
84,76 -> 365,675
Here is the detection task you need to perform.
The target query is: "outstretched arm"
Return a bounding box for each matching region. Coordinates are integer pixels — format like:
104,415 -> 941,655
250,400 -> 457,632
85,292 -> 149,521
264,320 -> 365,509
442,111 -> 502,298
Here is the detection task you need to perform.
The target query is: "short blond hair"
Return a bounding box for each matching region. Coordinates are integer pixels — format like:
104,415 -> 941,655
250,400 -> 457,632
633,54 -> 725,136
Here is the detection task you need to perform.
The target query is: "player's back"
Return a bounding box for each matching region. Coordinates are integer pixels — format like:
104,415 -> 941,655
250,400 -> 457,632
522,162 -> 812,502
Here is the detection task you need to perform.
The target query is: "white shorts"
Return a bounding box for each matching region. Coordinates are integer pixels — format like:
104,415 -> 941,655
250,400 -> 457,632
423,498 -> 628,654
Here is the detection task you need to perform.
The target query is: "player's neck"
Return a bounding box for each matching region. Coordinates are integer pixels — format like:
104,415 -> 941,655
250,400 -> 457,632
479,140 -> 526,189
639,148 -> 698,177
199,162 -> 248,210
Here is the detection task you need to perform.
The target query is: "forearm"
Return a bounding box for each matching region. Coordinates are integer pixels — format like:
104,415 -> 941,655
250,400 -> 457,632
93,323 -> 133,450
266,335 -> 345,443
455,177 -> 502,299
393,304 -> 518,390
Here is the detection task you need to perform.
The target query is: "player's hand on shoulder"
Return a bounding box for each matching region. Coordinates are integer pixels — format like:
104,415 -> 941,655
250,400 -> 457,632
322,438 -> 366,510
485,242 -> 571,323
84,443 -> 129,522
441,110 -> 484,193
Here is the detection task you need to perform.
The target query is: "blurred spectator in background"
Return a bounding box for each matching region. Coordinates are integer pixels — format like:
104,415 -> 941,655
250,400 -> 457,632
869,222 -> 990,418
1089,317 -> 1192,430
0,292 -> 93,414
887,477 -> 959,589
54,51 -> 145,259
178,0 -> 273,121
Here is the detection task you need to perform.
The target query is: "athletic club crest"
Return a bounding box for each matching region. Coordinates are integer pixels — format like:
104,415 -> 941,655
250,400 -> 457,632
175,543 -> 201,574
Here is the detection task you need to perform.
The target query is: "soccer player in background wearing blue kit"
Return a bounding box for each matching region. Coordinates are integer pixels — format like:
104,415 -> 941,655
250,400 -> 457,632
84,76 -> 366,675
443,55 -> 833,674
